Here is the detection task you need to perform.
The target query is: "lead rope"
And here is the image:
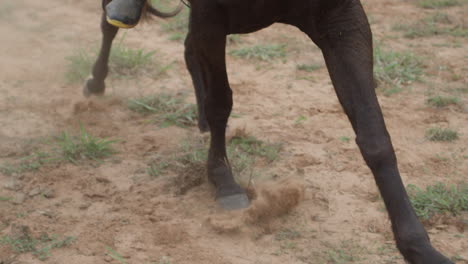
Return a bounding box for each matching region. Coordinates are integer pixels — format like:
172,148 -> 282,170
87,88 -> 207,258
181,0 -> 190,8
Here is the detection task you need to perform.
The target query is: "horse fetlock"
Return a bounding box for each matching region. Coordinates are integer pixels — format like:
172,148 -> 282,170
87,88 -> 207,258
83,77 -> 106,97
397,235 -> 453,264
198,118 -> 209,133
207,165 -> 249,210
207,166 -> 239,192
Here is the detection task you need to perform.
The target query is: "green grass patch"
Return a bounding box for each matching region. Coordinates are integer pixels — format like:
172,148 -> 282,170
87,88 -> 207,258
145,133 -> 281,180
229,134 -> 282,163
227,34 -> 243,45
109,37 -> 156,76
1,127 -> 116,171
407,183 -> 468,220
147,159 -> 170,178
164,139 -> 209,180
296,63 -> 323,72
56,125 -> 117,163
128,93 -> 197,128
323,240 -> 366,264
0,3 -> 15,20
275,228 -> 302,241
417,0 -> 462,9
0,233 -> 74,261
425,127 -> 459,142
158,3 -> 189,42
65,34 -> 159,83
374,44 -> 424,94
339,136 -> 351,143
229,44 -> 287,61
106,246 -> 129,264
426,95 -> 460,108
394,13 -> 468,38
0,152 -> 53,176
65,49 -> 94,83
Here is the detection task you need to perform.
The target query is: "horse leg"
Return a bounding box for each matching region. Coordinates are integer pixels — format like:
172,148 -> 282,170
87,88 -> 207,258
184,33 -> 209,133
306,1 -> 452,263
184,5 -> 249,209
83,0 -> 118,97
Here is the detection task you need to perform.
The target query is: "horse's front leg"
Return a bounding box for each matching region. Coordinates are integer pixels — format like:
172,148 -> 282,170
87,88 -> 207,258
184,6 -> 249,210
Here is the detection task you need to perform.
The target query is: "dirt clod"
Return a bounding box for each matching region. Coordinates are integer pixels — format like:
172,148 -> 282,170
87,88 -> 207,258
245,180 -> 304,224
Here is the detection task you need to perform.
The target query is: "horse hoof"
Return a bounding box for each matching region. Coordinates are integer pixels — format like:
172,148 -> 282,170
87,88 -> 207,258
105,0 -> 144,28
83,78 -> 105,97
217,193 -> 250,210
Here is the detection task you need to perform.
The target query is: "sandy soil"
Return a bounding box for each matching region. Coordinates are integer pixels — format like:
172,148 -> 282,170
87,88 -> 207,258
0,0 -> 466,263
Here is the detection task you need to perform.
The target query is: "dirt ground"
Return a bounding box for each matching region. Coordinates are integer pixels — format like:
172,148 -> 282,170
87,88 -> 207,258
0,0 -> 466,263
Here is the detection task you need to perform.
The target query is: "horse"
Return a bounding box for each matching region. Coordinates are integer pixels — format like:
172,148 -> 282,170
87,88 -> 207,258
84,0 -> 453,263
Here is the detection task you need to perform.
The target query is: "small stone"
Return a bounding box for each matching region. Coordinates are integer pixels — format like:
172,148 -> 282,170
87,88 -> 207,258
79,203 -> 91,210
3,179 -> 22,191
29,187 -> 42,197
435,224 -> 448,230
12,193 -> 26,204
38,210 -> 54,218
96,177 -> 111,184
104,255 -> 113,262
43,188 -> 56,199
10,261 -> 30,264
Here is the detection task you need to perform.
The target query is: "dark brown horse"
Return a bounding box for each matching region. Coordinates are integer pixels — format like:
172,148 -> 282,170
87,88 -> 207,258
85,0 -> 453,263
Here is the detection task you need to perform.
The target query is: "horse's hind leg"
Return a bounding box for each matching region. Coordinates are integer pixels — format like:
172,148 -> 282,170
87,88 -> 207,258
306,2 -> 452,263
84,2 -> 119,97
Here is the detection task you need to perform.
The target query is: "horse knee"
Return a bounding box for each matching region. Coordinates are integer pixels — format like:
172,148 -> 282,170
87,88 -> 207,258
356,135 -> 396,171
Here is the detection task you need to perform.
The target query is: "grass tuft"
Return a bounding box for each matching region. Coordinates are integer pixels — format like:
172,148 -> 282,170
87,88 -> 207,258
0,233 -> 74,261
128,93 -> 197,128
65,34 -> 158,83
147,159 -> 170,178
418,0 -> 461,9
296,64 -> 323,72
106,246 -> 129,264
144,133 -> 281,181
229,44 -> 287,61
172,138 -> 208,175
425,127 -> 459,142
407,183 -> 468,220
0,152 -> 52,176
56,125 -> 117,163
65,49 -> 94,83
394,13 -> 468,38
323,240 -> 366,264
109,38 -> 156,76
229,135 -> 282,163
156,1 -> 189,42
374,44 -> 423,94
275,228 -> 302,241
426,96 -> 459,108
